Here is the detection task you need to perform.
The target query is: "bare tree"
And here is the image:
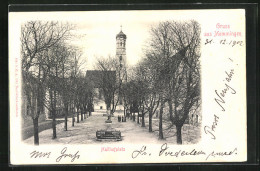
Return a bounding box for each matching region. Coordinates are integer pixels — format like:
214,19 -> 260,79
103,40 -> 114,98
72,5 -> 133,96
132,63 -> 150,127
42,44 -> 69,139
74,71 -> 94,123
95,56 -> 121,113
55,46 -> 81,131
142,59 -> 161,132
168,20 -> 201,144
83,78 -> 95,117
129,60 -> 160,131
144,20 -> 201,143
143,21 -> 177,139
68,50 -> 83,126
21,21 -> 73,145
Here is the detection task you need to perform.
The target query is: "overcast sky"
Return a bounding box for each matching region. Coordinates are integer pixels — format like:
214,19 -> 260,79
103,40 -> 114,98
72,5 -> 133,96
61,10 -> 200,70
69,12 -> 153,70
69,11 -> 170,70
11,10 -> 215,71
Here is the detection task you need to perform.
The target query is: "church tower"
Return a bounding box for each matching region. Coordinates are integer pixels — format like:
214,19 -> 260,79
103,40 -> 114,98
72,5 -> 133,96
116,26 -> 127,74
116,26 -> 127,106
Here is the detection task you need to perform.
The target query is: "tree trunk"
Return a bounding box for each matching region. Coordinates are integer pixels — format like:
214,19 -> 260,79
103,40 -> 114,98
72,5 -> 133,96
133,113 -> 135,122
33,66 -> 41,145
80,108 -> 83,121
137,111 -> 140,124
52,109 -> 57,139
72,113 -> 75,126
84,105 -> 87,119
72,104 -> 75,126
159,102 -> 165,139
52,89 -> 57,139
64,104 -> 68,131
141,110 -> 145,127
149,111 -> 152,132
32,117 -> 39,145
168,100 -> 173,121
76,108 -> 79,123
106,103 -> 109,111
176,125 -> 182,144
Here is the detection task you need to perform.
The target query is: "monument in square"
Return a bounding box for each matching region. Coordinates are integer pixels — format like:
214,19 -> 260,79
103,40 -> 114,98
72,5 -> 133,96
104,26 -> 127,123
96,26 -> 127,141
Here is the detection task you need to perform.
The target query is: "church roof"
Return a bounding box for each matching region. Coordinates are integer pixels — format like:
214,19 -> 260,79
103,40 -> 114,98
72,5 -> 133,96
116,30 -> 127,39
86,70 -> 116,88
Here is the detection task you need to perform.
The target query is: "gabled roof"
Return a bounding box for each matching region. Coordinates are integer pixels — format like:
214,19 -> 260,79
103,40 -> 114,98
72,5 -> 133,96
86,70 -> 116,88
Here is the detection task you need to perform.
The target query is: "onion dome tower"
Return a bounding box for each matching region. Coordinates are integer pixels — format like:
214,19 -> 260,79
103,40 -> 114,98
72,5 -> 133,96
116,26 -> 127,105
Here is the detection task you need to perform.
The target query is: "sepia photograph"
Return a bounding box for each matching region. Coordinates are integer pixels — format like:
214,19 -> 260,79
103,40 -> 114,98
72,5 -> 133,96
9,9 -> 246,164
20,19 -> 201,146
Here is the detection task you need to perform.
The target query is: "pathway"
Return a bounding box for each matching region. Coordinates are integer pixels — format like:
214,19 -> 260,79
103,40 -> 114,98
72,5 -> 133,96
24,110 -> 166,145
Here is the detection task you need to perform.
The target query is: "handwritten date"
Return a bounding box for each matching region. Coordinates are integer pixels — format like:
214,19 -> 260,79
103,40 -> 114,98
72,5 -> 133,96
205,39 -> 243,47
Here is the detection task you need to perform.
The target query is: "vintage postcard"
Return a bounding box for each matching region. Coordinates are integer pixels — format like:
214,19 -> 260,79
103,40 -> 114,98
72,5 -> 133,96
9,9 -> 246,165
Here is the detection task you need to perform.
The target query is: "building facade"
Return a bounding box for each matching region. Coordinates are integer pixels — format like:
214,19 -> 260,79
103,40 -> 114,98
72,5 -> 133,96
86,27 -> 127,111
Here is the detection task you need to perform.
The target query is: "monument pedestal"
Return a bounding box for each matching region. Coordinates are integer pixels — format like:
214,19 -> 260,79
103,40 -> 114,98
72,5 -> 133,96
105,120 -> 112,123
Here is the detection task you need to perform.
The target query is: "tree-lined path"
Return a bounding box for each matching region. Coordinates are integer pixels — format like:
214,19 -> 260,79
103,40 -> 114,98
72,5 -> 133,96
21,20 -> 201,146
24,111 -> 162,145
24,110 -> 200,145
